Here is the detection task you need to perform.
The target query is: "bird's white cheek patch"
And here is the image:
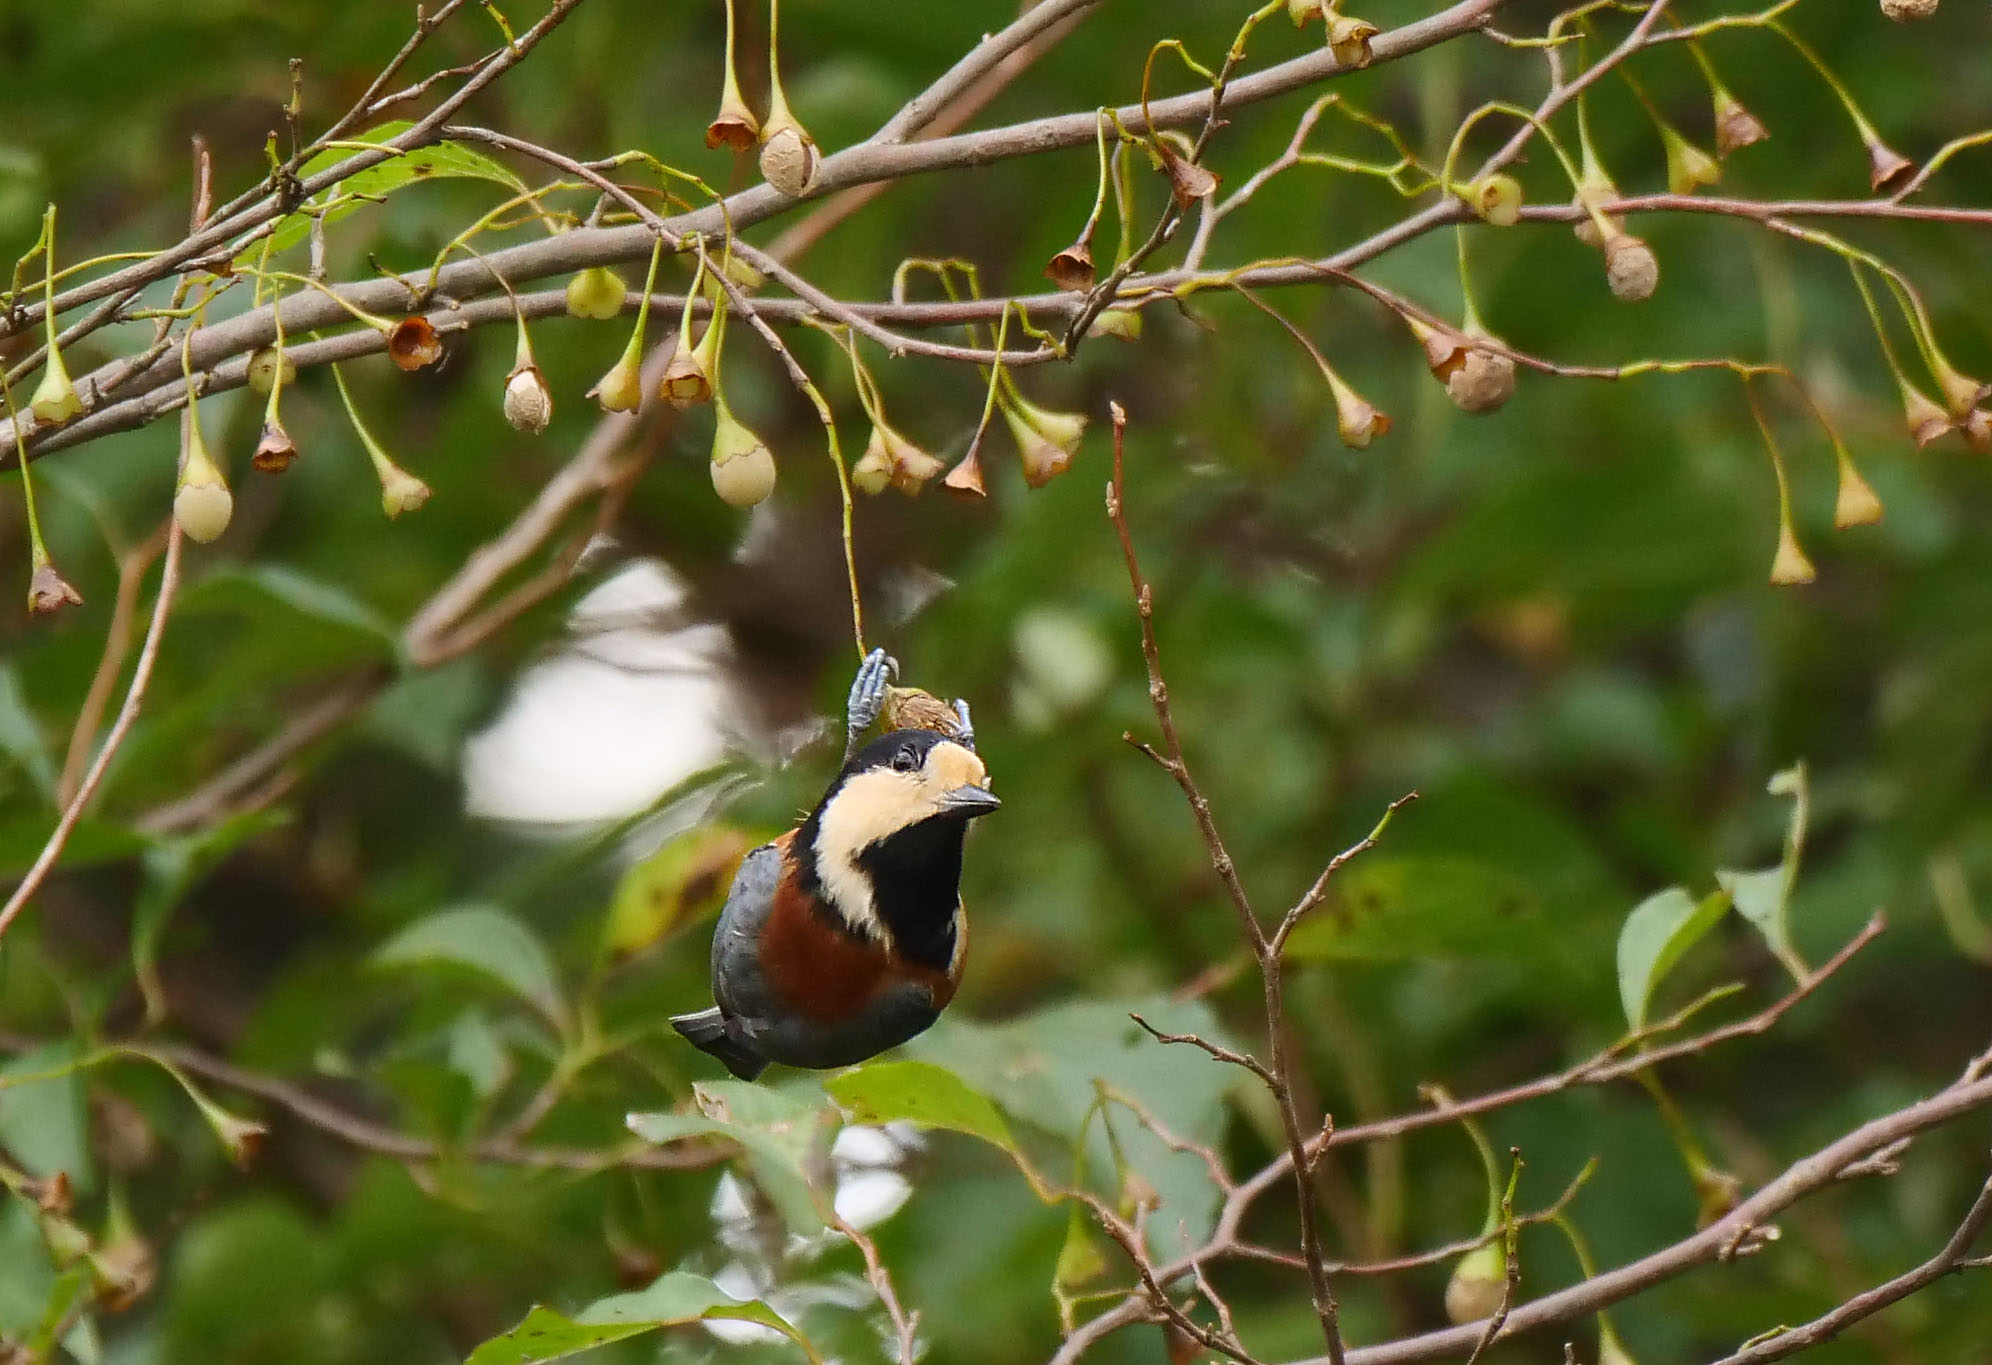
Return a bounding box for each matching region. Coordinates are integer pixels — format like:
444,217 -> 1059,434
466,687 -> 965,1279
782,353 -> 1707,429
815,773 -> 920,943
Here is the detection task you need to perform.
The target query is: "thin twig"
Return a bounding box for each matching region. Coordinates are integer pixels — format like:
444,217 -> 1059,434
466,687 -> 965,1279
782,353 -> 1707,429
0,529 -> 182,942
57,521 -> 169,806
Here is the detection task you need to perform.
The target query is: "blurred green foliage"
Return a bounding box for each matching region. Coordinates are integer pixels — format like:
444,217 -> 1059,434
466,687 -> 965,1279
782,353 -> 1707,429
3,1 -> 1992,1363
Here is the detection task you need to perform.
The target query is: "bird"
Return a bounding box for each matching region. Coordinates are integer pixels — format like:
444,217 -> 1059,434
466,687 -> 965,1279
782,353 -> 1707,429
671,650 -> 998,1081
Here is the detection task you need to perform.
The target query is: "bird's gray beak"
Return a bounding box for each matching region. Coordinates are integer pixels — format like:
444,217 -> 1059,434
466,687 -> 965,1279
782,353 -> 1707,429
940,784 -> 1001,817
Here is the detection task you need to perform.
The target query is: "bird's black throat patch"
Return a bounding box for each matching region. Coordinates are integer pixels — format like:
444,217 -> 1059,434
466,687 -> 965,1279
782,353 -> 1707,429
854,814 -> 968,970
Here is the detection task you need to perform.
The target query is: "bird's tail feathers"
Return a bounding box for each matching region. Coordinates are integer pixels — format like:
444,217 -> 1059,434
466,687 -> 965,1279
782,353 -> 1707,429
671,1007 -> 769,1082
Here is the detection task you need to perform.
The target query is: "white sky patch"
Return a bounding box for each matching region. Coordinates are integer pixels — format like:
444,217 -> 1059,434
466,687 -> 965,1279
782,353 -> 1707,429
462,558 -> 740,824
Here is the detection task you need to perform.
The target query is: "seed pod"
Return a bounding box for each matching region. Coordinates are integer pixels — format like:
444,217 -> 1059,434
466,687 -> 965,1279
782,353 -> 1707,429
1880,0 -> 1939,18
657,340 -> 713,410
1769,518 -> 1816,586
710,402 -> 777,507
588,351 -> 644,413
883,686 -> 965,736
27,558 -> 83,614
1326,369 -> 1389,449
1444,1243 -> 1506,1325
501,315 -> 553,433
1965,408 -> 1992,456
565,266 -> 627,320
1713,93 -> 1769,156
173,402 -> 234,544
386,316 -> 443,371
1932,361 -> 1985,419
887,432 -> 945,494
1833,444 -> 1884,527
942,446 -> 988,498
1900,380 -> 1952,449
503,365 -> 553,433
1447,343 -> 1517,415
1002,395 -> 1087,488
851,435 -> 894,494
1287,0 -> 1326,23
1088,308 -> 1143,342
1663,128 -> 1722,195
1044,242 -> 1096,293
759,124 -> 820,197
1156,138 -> 1220,208
706,77 -> 759,150
1603,233 -> 1660,301
1325,10 -> 1379,67
247,347 -> 296,395
174,468 -> 233,544
378,464 -> 432,519
1571,174 -> 1621,248
1866,139 -> 1915,194
252,420 -> 299,473
29,347 -> 82,425
1464,174 -> 1523,227
708,105 -> 759,151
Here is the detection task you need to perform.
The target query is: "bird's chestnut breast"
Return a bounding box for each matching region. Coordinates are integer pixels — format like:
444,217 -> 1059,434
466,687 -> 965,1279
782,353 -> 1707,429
756,868 -> 958,1024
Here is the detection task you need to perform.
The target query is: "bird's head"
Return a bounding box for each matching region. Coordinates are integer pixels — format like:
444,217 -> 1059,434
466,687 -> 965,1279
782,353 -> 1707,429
801,729 -> 998,946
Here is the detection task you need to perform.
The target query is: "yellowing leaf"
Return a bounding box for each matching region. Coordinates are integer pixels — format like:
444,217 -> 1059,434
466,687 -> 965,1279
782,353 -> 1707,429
603,826 -> 756,959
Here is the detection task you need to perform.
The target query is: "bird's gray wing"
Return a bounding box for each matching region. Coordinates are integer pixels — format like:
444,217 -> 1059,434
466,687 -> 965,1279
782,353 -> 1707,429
710,840 -> 786,1026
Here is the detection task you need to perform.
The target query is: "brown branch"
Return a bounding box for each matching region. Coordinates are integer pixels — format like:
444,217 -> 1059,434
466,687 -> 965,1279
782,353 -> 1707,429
2,0 -> 1509,466
1702,1162 -> 1992,1365
831,1212 -> 922,1365
1314,1074 -> 1992,1365
136,1041 -> 728,1174
1107,402 -> 1346,1365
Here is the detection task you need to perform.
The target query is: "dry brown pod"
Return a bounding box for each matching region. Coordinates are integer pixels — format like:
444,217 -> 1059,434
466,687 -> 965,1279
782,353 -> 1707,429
883,686 -> 966,737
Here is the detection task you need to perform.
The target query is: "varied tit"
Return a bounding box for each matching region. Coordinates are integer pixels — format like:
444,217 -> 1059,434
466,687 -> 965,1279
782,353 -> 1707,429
671,650 -> 998,1081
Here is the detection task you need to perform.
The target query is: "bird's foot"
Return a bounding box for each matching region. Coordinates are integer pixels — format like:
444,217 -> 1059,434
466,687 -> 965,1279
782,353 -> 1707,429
951,698 -> 976,751
845,648 -> 898,758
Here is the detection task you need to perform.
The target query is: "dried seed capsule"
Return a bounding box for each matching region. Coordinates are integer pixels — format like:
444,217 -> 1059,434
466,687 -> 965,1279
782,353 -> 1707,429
1603,233 -> 1660,301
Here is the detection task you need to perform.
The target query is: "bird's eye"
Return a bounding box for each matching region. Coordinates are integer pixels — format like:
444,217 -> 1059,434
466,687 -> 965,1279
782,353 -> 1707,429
891,746 -> 920,773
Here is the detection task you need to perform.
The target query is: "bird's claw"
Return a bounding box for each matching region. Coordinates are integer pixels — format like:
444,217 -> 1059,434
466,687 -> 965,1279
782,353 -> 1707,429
951,698 -> 976,751
845,648 -> 897,758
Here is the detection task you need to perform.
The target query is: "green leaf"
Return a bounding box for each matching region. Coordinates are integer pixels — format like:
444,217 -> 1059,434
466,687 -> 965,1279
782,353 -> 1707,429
374,905 -> 566,1027
627,1082 -> 826,1232
446,1010 -> 514,1101
825,1059 -> 1015,1152
247,122 -> 525,262
0,664 -> 54,802
1616,887 -> 1730,1031
23,1265 -> 92,1359
465,1274 -> 820,1365
0,1043 -> 94,1193
0,816 -> 144,881
181,565 -> 399,655
1717,762 -> 1811,976
1282,857 -> 1553,962
909,998 -> 1236,1249
1053,1205 -> 1110,1289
